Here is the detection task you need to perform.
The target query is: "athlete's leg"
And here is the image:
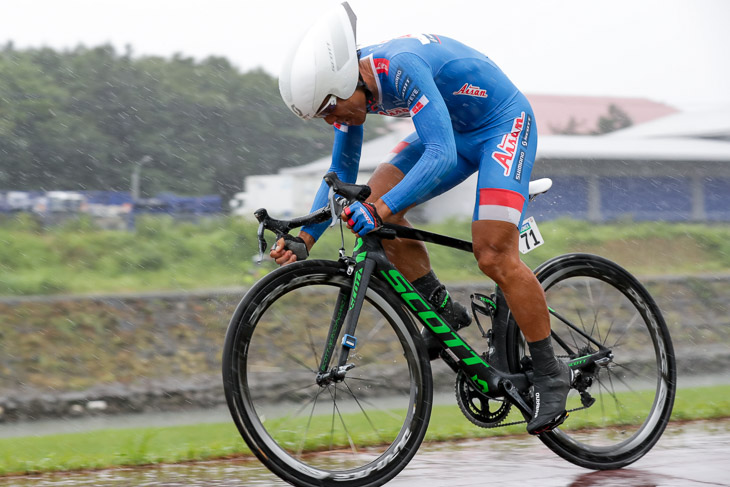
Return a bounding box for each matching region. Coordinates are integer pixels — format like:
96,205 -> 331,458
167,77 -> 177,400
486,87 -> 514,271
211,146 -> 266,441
470,107 -> 548,341
368,133 -> 474,347
472,219 -> 550,341
471,105 -> 570,434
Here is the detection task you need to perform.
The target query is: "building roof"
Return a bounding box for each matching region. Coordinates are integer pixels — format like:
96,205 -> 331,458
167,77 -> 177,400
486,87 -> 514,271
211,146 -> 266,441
605,108 -> 730,140
281,120 -> 415,175
538,134 -> 730,161
525,94 -> 679,135
282,111 -> 730,178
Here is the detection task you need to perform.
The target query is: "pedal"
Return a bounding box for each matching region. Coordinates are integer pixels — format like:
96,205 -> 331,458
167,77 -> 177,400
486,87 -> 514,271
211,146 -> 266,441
530,411 -> 569,436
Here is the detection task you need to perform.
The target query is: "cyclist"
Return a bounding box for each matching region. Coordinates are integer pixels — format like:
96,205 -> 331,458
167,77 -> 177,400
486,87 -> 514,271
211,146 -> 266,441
271,2 -> 570,434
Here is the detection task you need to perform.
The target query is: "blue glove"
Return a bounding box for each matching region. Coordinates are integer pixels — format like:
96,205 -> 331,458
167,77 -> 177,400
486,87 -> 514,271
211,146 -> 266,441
343,201 -> 383,237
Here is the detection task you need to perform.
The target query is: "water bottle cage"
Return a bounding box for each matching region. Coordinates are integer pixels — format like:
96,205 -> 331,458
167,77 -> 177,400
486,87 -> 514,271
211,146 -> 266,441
471,293 -> 497,339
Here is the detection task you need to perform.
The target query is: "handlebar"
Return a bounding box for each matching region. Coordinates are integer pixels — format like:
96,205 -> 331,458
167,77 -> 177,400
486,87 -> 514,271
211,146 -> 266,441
254,172 -> 374,260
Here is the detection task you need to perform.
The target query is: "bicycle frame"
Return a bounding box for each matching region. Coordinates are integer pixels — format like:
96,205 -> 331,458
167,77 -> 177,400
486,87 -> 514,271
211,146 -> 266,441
256,174 -> 614,421
314,225 -> 540,419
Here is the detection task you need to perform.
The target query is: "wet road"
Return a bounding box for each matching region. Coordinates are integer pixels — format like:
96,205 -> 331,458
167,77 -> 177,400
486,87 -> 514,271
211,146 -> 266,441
3,419 -> 728,486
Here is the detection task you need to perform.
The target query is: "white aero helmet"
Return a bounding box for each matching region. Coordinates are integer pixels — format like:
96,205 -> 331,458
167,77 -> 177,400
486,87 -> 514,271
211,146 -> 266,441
279,2 -> 359,120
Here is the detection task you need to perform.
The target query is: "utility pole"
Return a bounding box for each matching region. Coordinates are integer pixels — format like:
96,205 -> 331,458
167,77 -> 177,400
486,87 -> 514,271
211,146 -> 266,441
129,155 -> 152,231
131,155 -> 152,202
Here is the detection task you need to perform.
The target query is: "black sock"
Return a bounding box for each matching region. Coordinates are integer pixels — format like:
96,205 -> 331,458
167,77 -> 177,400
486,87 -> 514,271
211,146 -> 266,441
528,336 -> 561,376
412,270 -> 441,300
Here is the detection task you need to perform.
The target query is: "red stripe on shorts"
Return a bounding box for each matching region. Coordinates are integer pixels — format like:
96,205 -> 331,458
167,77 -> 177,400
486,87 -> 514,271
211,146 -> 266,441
478,188 -> 525,211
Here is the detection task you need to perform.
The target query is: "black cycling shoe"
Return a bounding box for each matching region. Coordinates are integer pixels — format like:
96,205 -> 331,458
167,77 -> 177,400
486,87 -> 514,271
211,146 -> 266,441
527,359 -> 572,435
420,285 -> 471,360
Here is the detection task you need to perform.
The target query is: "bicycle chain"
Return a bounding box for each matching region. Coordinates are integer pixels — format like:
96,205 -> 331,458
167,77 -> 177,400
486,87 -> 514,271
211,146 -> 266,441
480,405 -> 589,429
459,354 -> 591,429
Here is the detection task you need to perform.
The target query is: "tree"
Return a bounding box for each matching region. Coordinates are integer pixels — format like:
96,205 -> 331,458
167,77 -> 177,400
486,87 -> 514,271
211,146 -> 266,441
594,104 -> 633,134
0,45 -> 386,201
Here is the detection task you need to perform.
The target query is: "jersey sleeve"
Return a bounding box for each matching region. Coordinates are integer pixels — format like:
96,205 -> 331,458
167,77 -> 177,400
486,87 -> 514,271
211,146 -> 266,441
379,52 -> 457,214
300,123 -> 364,241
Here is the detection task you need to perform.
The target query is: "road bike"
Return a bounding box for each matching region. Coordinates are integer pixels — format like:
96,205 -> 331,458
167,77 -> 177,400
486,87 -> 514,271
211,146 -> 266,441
222,173 -> 676,487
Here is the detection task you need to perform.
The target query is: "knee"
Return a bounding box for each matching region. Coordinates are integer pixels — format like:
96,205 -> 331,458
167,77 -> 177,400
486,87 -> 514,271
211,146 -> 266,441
474,243 -> 524,286
475,247 -> 508,282
472,220 -> 523,285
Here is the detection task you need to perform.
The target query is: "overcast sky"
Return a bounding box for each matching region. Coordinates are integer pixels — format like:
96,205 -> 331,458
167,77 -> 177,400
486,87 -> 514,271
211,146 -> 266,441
2,0 -> 728,111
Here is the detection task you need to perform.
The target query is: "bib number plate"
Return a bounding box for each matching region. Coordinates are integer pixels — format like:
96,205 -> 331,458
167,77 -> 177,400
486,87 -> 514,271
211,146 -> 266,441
519,216 -> 544,254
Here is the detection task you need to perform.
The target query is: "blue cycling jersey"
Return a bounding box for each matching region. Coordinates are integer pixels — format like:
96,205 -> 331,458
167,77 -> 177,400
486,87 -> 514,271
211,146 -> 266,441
302,35 -> 537,241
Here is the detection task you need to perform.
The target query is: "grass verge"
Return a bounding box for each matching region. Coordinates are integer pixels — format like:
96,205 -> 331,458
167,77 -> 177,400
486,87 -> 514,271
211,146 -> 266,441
1,384 -> 728,476
2,216 -> 730,296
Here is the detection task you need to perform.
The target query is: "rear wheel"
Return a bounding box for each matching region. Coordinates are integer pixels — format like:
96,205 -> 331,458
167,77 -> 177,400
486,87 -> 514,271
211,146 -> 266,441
222,260 -> 432,487
510,253 -> 676,470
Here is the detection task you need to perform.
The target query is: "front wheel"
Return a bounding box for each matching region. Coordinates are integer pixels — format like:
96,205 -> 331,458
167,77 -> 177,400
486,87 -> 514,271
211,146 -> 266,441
222,260 -> 432,487
510,253 -> 676,470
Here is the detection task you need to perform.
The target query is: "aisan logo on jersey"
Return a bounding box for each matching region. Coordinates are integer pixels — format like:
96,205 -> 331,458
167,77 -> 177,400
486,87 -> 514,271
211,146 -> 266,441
409,95 -> 430,117
491,112 -> 525,176
375,107 -> 411,117
453,83 -> 488,98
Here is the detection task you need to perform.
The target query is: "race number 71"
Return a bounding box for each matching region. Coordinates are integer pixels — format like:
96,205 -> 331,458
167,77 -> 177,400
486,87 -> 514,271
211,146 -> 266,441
519,216 -> 545,254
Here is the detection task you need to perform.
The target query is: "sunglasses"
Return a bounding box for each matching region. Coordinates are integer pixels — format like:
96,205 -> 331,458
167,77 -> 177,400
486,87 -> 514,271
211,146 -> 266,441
315,95 -> 338,118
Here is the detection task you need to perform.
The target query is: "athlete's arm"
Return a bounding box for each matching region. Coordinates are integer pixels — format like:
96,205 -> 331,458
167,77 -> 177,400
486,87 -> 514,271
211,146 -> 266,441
299,123 -> 363,242
271,122 -> 363,265
378,52 -> 458,217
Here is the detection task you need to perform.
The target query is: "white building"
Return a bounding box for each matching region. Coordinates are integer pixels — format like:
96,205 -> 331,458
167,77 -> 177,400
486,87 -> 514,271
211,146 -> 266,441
235,106 -> 730,223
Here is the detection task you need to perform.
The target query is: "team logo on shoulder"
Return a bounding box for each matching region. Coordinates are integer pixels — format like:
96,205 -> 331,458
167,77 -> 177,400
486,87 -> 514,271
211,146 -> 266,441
453,83 -> 488,98
491,112 -> 525,176
374,58 -> 390,75
409,95 -> 430,117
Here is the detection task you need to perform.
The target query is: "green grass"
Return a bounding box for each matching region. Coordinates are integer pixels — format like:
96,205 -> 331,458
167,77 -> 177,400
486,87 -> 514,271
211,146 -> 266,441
1,215 -> 730,296
1,385 -> 728,476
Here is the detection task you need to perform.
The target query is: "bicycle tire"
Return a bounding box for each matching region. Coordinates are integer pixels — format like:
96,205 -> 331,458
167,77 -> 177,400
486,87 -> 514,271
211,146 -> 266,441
507,253 -> 676,470
222,259 -> 433,487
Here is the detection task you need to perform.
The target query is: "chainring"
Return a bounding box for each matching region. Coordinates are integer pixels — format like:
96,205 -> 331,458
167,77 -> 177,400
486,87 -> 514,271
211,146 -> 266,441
455,370 -> 513,428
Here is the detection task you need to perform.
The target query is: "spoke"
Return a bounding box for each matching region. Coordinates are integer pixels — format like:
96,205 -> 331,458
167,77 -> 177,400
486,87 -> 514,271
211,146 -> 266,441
345,376 -> 396,389
328,385 -> 358,455
583,280 -> 601,343
606,364 -> 645,395
304,321 -> 323,370
596,374 -> 610,421
343,381 -> 387,443
255,382 -> 319,403
284,351 -> 319,374
610,311 -> 641,350
297,387 -> 326,458
330,385 -> 337,451
341,380 -> 407,423
611,361 -> 644,381
360,316 -> 388,349
570,308 -> 588,351
605,368 -> 629,421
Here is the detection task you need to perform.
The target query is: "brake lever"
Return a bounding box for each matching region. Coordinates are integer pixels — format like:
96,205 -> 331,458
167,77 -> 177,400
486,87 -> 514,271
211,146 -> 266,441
256,221 -> 266,263
328,188 -> 348,227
